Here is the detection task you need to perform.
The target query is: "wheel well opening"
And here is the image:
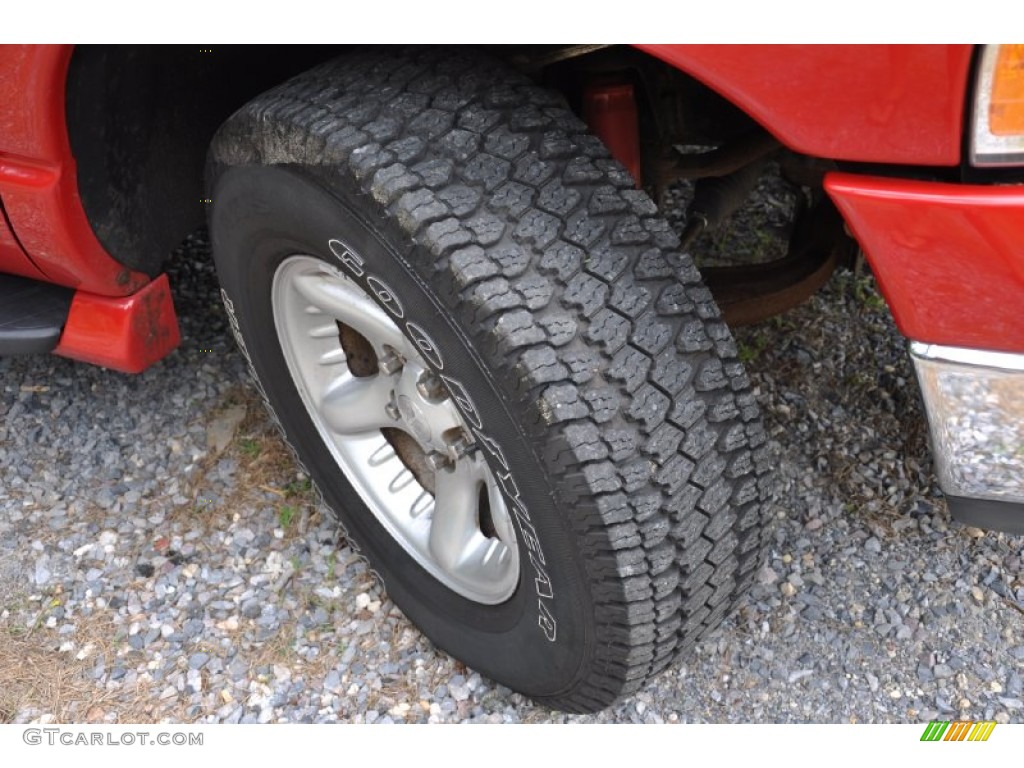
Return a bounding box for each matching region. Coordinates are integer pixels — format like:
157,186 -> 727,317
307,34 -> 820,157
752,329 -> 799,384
65,44 -> 345,276
66,42 -> 856,321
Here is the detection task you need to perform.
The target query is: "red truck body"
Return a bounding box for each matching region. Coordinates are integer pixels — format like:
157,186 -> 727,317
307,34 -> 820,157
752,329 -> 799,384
640,45 -> 974,166
3,44 -> 1021,365
0,45 -> 173,372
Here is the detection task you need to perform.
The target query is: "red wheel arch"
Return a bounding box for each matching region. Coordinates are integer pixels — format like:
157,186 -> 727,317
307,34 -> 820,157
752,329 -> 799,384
637,44 -> 973,166
0,44 -> 151,296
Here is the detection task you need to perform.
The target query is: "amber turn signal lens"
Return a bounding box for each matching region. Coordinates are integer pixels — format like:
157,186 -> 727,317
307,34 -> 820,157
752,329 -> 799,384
972,45 -> 1024,166
989,44 -> 1024,136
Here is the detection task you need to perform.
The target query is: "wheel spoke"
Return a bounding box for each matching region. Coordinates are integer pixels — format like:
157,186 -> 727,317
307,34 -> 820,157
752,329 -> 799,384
292,270 -> 408,355
428,461 -> 482,572
318,347 -> 348,366
320,371 -> 395,435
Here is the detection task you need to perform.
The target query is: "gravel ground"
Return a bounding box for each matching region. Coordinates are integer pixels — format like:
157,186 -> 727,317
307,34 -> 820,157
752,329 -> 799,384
2,186 -> 1023,724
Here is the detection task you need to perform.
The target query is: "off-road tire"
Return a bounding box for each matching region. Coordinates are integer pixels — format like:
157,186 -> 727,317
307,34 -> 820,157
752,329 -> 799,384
207,47 -> 771,713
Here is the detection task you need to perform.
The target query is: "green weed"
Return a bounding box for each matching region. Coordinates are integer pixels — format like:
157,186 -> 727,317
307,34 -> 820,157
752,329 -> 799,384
239,438 -> 261,458
737,332 -> 769,364
284,478 -> 312,498
279,504 -> 298,529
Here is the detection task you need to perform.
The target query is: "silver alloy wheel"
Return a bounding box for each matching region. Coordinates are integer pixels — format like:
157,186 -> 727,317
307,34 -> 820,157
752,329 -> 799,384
271,254 -> 520,604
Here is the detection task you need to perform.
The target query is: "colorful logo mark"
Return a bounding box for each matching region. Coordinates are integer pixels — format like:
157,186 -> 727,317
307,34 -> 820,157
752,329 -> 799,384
920,721 -> 996,742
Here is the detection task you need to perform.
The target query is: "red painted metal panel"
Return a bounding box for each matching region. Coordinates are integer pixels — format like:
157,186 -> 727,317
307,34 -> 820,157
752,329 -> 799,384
826,173 -> 1024,354
0,203 -> 48,280
637,45 -> 973,166
53,274 -> 181,373
0,44 -> 150,295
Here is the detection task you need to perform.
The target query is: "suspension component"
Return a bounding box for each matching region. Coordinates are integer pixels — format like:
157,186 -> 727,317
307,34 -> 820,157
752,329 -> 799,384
680,156 -> 769,251
583,78 -> 641,185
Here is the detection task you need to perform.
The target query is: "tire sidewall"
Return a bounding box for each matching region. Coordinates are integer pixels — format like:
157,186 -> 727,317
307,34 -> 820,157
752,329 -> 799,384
210,163 -> 592,698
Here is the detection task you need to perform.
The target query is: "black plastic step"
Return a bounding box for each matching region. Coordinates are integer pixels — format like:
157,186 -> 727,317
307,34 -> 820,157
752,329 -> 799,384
0,273 -> 74,354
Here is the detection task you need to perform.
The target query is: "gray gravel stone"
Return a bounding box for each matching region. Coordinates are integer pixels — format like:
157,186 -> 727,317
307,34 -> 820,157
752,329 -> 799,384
933,664 -> 954,680
189,653 -> 210,670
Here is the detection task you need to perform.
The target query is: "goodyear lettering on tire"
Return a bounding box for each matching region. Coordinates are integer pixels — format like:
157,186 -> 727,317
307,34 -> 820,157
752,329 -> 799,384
329,237 -> 557,642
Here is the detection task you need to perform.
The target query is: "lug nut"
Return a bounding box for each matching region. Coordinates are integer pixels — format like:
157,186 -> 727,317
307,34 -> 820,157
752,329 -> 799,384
416,374 -> 445,401
385,395 -> 401,421
425,452 -> 451,471
379,351 -> 403,376
445,433 -> 474,461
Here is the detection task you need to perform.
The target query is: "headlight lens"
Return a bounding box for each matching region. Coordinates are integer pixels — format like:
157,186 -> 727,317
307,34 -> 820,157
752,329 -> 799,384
971,44 -> 1024,166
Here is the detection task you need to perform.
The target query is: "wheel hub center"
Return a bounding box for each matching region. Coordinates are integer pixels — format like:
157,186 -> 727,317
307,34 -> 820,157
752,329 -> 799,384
389,360 -> 463,456
396,393 -> 431,443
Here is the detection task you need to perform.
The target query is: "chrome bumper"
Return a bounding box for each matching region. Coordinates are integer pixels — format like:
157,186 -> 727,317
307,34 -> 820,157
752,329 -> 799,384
911,343 -> 1024,532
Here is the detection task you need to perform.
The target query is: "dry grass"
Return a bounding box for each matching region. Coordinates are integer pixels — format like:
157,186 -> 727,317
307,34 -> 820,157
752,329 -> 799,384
0,585 -> 198,723
0,628 -> 101,723
164,385 -> 319,537
0,609 -> 184,723
224,389 -> 324,538
218,387 -> 296,482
